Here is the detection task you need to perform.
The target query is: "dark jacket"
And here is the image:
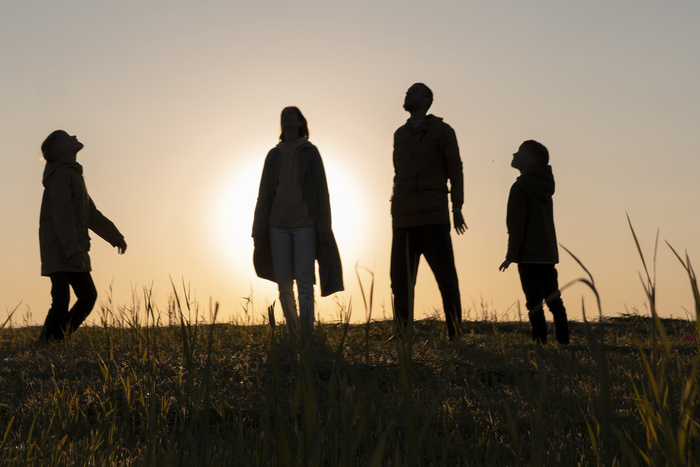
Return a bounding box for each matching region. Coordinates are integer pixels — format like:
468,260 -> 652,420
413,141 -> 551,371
252,141 -> 343,296
505,165 -> 559,264
39,161 -> 124,276
391,115 -> 463,228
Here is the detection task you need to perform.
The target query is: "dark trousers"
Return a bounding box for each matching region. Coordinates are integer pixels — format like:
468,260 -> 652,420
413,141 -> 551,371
40,272 -> 97,342
517,263 -> 569,344
391,224 -> 462,337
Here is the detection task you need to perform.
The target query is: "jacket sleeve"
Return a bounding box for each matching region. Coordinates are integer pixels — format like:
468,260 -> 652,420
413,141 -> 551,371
442,124 -> 463,212
311,148 -> 332,234
252,151 -> 274,238
88,197 -> 124,246
505,183 -> 527,261
47,171 -> 83,258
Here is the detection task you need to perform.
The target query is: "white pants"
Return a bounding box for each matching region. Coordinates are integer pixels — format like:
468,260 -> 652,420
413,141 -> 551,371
269,226 -> 316,334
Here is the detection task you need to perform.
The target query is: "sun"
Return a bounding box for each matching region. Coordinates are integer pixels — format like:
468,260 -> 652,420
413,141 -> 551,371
209,144 -> 370,279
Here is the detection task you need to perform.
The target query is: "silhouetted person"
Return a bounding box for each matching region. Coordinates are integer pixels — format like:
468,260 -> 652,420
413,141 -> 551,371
499,140 -> 569,344
38,130 -> 127,343
390,83 -> 466,340
252,107 -> 343,337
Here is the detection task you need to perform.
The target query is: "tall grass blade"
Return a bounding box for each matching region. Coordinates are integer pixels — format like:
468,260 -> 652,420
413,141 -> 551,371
1,302 -> 20,331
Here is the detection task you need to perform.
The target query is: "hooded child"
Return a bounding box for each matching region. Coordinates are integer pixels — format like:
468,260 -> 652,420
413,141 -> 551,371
499,140 -> 569,344
38,130 -> 127,343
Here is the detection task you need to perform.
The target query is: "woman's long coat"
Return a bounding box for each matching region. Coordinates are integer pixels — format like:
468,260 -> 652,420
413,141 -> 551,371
252,141 -> 343,296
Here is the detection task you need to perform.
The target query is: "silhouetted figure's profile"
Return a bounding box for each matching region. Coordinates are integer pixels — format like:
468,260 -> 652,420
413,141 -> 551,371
252,107 -> 343,337
499,140 -> 569,345
38,130 -> 127,343
390,83 -> 466,340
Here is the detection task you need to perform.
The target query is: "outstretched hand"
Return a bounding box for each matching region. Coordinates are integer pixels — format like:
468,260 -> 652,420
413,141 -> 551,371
453,211 -> 467,235
499,259 -> 512,271
116,238 -> 127,254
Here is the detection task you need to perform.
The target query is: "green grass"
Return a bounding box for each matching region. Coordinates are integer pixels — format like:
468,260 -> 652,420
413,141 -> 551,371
0,228 -> 699,465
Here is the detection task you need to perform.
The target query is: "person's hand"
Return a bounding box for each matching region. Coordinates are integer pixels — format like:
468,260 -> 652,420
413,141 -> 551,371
116,238 -> 127,254
68,251 -> 89,269
499,259 -> 512,271
453,211 -> 467,235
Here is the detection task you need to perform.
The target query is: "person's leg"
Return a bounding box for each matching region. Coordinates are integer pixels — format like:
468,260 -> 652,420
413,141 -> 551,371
40,272 -> 71,342
541,265 -> 569,344
65,272 -> 98,335
293,227 -> 317,337
390,227 -> 419,334
420,225 -> 462,338
269,226 -> 299,333
518,263 -> 547,343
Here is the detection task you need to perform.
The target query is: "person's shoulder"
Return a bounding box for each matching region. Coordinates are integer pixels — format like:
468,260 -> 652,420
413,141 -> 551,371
394,120 -> 411,134
509,177 -> 526,195
299,140 -> 322,157
428,115 -> 454,130
264,146 -> 281,160
300,140 -> 318,150
427,115 -> 457,137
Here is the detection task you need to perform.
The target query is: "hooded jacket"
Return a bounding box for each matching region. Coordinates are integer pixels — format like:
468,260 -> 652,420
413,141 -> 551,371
391,115 -> 463,228
39,161 -> 124,276
252,140 -> 343,296
505,165 -> 559,264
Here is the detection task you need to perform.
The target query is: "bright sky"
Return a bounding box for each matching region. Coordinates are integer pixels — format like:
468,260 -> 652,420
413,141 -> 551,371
2,1 -> 699,327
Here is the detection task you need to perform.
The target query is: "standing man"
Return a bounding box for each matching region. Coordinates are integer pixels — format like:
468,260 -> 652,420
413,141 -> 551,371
38,130 -> 127,343
390,83 -> 466,340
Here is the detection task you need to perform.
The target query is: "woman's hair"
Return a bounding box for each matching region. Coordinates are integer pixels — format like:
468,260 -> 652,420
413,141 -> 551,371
279,106 -> 309,142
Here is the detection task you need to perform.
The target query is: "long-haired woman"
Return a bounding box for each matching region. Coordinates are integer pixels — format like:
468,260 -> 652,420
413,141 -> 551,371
252,106 -> 342,336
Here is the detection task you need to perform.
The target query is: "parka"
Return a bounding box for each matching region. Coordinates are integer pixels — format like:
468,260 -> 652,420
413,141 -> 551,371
39,161 -> 124,276
505,164 -> 559,264
391,115 -> 464,228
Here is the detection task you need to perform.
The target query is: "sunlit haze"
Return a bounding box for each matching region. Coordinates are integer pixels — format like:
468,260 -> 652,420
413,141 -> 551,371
2,1 -> 699,326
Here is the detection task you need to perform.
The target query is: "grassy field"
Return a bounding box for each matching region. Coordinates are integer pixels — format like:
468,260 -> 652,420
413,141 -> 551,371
1,232 -> 699,465
0,304 -> 698,466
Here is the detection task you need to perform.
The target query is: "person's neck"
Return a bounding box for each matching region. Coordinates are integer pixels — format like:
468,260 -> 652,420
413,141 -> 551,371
408,110 -> 427,122
55,152 -> 78,163
283,131 -> 299,143
518,165 -> 537,175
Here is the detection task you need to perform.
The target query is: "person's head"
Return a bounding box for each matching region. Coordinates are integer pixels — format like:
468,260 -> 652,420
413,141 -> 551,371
41,130 -> 83,162
279,106 -> 309,142
403,83 -> 433,113
511,140 -> 549,171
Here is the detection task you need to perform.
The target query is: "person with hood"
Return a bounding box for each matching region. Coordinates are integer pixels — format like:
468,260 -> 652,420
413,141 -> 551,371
38,130 -> 127,343
391,83 -> 466,340
252,106 -> 343,337
499,140 -> 569,345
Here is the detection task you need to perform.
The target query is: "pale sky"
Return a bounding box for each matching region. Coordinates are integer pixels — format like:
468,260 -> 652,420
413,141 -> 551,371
2,0 -> 699,326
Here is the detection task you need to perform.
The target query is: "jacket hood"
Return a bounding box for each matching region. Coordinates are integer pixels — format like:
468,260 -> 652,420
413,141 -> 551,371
517,165 -> 555,200
43,161 -> 83,187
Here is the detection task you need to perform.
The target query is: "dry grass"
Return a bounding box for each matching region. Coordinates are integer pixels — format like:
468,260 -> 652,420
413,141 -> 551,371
0,313 -> 697,466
